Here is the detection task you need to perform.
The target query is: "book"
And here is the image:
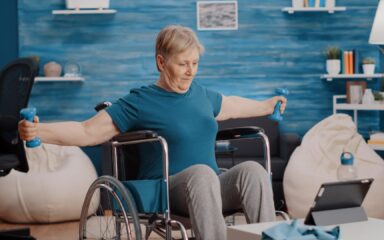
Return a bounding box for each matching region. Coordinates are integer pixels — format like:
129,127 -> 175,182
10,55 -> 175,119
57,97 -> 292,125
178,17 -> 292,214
349,51 -> 354,74
368,140 -> 384,145
340,49 -> 344,74
370,132 -> 384,141
343,51 -> 348,74
309,0 -> 315,7
353,49 -> 359,74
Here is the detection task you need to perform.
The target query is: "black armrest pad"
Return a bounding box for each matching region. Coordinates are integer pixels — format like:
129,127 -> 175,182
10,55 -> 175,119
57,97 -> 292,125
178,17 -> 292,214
216,126 -> 264,141
279,133 -> 301,162
112,130 -> 158,142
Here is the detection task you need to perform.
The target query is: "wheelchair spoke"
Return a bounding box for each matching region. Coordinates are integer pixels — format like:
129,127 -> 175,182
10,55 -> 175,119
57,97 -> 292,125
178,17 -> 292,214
79,176 -> 142,240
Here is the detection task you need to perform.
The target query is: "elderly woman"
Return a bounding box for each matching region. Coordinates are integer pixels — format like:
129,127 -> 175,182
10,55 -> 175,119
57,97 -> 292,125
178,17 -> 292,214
19,25 -> 286,240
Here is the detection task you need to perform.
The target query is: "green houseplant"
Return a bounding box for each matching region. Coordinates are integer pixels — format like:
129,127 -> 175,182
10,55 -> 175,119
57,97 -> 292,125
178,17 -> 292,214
325,46 -> 341,75
326,46 -> 341,60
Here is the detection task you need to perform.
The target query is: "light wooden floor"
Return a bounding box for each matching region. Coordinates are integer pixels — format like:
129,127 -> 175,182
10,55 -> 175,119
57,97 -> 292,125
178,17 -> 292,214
0,215 -> 247,240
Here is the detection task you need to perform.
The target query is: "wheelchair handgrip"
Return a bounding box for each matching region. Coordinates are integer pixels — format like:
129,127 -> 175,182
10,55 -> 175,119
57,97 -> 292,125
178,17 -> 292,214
216,126 -> 264,141
112,130 -> 158,142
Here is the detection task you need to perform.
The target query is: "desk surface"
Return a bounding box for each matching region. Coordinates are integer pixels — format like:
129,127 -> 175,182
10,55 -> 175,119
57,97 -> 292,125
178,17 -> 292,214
227,218 -> 384,240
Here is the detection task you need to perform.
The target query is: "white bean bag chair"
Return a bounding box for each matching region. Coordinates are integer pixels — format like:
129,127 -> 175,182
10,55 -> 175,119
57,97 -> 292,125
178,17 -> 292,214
0,143 -> 98,223
284,114 -> 384,219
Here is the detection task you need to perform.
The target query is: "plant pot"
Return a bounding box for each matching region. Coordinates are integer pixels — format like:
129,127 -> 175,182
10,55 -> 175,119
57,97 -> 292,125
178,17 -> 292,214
362,64 -> 375,75
326,59 -> 340,75
326,0 -> 335,8
292,0 -> 304,8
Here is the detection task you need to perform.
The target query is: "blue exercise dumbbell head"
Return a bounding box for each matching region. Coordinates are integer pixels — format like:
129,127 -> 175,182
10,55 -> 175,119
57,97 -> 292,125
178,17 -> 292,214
269,88 -> 289,122
20,107 -> 41,148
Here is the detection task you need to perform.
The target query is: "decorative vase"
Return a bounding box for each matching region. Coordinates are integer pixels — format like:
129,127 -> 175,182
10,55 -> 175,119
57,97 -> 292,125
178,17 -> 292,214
362,89 -> 375,105
326,0 -> 335,8
362,64 -> 375,75
292,0 -> 304,8
44,61 -> 62,77
326,59 -> 340,75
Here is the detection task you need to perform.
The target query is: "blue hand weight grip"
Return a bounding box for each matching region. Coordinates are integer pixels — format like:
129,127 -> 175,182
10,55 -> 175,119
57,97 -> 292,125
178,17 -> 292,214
20,108 -> 41,148
269,88 -> 289,122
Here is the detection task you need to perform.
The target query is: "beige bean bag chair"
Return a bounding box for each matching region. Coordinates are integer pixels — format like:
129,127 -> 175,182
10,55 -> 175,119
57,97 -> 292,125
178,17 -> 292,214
284,114 -> 384,219
0,143 -> 98,223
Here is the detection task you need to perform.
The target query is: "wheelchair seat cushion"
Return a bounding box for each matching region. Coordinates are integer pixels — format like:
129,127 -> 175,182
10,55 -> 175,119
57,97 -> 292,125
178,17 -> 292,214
0,143 -> 98,223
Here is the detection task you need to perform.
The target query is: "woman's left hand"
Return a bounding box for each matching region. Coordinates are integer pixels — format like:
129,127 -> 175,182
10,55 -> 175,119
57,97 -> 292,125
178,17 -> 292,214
267,96 -> 287,114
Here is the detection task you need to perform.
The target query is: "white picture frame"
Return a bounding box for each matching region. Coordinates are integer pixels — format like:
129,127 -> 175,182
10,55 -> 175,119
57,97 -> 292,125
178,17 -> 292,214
197,1 -> 238,31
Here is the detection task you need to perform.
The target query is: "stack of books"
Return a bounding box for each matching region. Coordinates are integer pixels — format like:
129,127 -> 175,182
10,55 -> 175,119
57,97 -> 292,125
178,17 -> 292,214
341,50 -> 359,74
367,132 -> 384,150
304,0 -> 326,7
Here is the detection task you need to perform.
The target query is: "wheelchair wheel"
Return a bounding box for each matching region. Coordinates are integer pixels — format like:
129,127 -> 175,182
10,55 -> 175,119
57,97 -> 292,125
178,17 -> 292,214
79,175 -> 142,240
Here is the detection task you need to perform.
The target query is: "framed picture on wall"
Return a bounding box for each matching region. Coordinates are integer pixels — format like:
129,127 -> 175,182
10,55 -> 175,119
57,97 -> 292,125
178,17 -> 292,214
196,1 -> 238,31
346,81 -> 367,104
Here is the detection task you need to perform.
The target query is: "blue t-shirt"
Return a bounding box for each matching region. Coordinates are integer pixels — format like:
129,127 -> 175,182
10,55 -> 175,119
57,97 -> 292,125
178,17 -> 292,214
106,82 -> 222,179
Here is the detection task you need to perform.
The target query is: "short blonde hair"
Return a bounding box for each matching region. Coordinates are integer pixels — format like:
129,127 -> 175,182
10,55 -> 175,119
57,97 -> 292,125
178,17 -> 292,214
155,25 -> 205,61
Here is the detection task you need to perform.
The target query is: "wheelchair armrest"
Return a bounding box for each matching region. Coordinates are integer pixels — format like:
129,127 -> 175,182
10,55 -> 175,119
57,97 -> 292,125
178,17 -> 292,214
216,126 -> 264,141
112,130 -> 158,142
279,133 -> 301,162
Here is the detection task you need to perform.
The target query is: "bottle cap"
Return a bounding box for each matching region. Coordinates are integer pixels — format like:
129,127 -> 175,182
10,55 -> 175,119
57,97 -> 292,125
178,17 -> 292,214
341,152 -> 354,165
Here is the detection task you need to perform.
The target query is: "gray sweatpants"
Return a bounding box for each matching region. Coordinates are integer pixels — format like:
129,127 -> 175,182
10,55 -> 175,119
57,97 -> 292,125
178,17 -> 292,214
169,161 -> 276,240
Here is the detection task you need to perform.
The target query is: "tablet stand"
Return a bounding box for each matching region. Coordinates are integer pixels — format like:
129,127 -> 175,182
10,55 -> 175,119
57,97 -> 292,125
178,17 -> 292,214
305,206 -> 368,226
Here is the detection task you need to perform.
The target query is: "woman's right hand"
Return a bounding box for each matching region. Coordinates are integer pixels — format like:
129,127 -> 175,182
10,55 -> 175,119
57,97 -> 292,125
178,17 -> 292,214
18,116 -> 39,141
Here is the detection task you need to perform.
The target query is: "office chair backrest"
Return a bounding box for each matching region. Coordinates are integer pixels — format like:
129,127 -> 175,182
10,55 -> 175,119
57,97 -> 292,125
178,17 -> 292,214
0,57 -> 39,176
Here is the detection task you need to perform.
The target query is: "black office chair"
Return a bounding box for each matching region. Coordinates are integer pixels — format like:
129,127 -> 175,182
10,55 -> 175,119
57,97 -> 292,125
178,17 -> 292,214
0,57 -> 39,239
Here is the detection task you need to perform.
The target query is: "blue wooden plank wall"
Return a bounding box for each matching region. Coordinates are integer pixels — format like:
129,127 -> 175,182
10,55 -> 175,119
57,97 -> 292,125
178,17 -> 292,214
18,0 -> 381,136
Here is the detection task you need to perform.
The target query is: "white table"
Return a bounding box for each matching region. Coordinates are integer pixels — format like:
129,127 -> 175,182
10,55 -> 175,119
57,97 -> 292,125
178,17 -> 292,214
227,218 -> 384,240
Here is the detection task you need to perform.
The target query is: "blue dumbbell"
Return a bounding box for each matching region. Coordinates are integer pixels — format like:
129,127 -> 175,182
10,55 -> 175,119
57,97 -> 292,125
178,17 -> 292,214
269,88 -> 289,122
20,107 -> 41,148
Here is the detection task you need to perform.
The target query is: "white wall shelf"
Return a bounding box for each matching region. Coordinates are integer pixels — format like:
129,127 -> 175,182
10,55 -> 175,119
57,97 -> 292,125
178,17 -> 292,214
333,95 -> 384,126
282,7 -> 346,14
35,76 -> 85,82
52,9 -> 117,15
321,73 -> 384,81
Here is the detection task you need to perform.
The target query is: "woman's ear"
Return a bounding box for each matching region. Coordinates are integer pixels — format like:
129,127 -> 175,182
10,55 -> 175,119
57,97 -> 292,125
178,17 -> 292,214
156,54 -> 165,72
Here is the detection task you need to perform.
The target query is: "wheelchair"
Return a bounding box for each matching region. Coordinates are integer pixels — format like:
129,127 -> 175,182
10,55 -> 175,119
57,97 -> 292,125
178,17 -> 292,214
79,104 -> 289,240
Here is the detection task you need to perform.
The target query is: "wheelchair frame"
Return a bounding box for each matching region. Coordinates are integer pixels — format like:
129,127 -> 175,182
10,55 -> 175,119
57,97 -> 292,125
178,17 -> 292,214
79,126 -> 289,240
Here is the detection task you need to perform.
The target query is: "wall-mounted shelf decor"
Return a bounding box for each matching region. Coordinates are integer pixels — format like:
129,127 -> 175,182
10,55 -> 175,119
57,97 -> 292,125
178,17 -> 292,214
333,95 -> 384,126
34,76 -> 84,82
52,9 -> 116,15
320,73 -> 384,81
282,7 -> 346,14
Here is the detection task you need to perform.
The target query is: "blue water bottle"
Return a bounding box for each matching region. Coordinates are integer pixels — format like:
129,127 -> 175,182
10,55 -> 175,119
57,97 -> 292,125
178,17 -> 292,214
337,152 -> 358,181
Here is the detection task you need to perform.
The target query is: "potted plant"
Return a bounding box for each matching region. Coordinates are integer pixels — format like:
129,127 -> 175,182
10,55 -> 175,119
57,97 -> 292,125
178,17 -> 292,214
361,57 -> 375,75
325,46 -> 341,75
